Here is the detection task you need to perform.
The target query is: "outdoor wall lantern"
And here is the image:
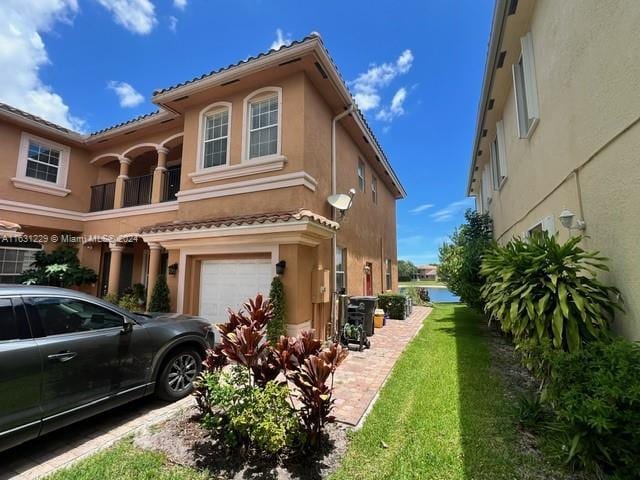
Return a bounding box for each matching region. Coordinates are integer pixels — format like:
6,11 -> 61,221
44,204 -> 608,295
559,209 -> 586,233
168,263 -> 179,275
276,260 -> 286,275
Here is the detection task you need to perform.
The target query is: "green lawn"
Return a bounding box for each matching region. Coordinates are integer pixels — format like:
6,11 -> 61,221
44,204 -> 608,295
331,304 -> 558,480
45,439 -> 206,480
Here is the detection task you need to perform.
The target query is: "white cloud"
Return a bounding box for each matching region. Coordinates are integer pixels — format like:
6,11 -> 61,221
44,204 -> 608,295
168,15 -> 178,32
107,81 -> 144,107
97,0 -> 156,35
430,198 -> 476,222
350,49 -> 414,112
409,203 -> 434,214
376,87 -> 408,122
173,0 -> 187,9
0,0 -> 85,131
270,28 -> 292,51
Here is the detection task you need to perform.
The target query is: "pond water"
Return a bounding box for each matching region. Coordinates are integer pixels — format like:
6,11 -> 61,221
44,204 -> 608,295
400,286 -> 460,303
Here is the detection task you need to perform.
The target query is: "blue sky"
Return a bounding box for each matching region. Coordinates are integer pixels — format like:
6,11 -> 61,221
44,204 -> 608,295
0,0 -> 493,266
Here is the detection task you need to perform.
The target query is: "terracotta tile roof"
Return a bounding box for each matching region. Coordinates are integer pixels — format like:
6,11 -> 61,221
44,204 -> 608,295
0,102 -> 75,134
153,34 -> 321,96
88,110 -> 163,137
139,209 -> 339,234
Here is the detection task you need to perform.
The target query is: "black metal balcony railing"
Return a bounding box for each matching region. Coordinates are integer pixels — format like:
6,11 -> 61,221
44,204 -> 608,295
123,174 -> 153,208
89,182 -> 116,212
162,166 -> 181,202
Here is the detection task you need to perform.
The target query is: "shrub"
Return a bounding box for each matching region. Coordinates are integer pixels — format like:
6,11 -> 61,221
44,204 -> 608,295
103,293 -> 119,305
148,275 -> 171,312
481,234 -> 621,353
405,286 -> 429,306
199,367 -> 301,454
377,293 -> 406,319
20,246 -> 97,287
545,339 -> 640,478
267,276 -> 287,343
118,293 -> 143,312
196,294 -> 348,453
438,209 -> 492,309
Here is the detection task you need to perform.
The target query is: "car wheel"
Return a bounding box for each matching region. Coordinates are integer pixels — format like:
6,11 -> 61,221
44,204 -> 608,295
157,348 -> 202,401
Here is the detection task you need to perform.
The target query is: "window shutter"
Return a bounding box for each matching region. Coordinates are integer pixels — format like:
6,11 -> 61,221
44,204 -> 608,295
520,32 -> 540,120
542,215 -> 556,236
496,120 -> 507,179
490,144 -> 499,190
512,63 -> 527,138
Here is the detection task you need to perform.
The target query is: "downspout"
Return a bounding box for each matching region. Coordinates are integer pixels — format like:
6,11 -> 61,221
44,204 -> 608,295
330,105 -> 354,340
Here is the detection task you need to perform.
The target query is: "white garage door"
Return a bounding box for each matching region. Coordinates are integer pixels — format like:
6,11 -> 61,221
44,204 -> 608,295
199,258 -> 273,325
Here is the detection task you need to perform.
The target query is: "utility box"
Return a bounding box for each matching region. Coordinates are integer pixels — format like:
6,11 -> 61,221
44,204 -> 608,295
311,268 -> 330,303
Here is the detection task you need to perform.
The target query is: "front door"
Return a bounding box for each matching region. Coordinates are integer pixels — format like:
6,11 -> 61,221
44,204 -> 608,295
0,297 -> 42,451
364,263 -> 373,296
25,296 -> 151,434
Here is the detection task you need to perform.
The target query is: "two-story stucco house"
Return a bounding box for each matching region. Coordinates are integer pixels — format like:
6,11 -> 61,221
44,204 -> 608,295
0,33 -> 406,338
467,0 -> 640,339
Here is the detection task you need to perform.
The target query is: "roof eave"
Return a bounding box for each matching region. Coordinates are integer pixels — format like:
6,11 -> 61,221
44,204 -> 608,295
467,0 -> 508,196
0,108 -> 84,144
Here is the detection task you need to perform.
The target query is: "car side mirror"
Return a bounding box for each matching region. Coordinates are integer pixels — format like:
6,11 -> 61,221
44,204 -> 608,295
122,317 -> 134,335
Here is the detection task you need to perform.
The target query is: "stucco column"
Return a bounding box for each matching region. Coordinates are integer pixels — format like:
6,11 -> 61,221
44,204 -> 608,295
113,156 -> 131,209
146,242 -> 162,308
151,147 -> 169,204
107,242 -> 124,296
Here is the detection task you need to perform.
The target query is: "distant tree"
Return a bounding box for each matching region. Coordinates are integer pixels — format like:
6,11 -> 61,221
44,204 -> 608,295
438,209 -> 493,309
20,246 -> 97,287
398,260 -> 418,282
148,275 -> 171,312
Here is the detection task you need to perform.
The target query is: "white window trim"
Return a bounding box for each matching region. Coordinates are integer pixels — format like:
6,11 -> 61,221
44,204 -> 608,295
336,246 -> 346,292
527,215 -> 556,237
12,132 -> 71,197
512,32 -> 540,139
491,120 -> 508,190
195,101 -> 232,172
357,158 -> 365,191
241,86 -> 284,163
371,175 -> 378,204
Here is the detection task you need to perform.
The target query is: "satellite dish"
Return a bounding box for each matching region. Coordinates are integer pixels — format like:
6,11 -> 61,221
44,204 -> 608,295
327,189 -> 356,217
327,194 -> 353,211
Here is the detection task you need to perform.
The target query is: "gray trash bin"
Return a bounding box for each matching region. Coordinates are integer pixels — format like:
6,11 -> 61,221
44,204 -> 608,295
349,296 -> 378,336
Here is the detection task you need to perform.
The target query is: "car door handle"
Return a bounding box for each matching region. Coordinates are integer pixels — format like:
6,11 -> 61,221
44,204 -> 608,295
47,351 -> 77,363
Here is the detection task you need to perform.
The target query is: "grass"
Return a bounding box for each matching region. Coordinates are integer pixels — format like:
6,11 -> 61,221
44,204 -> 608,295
45,439 -> 207,480
331,303 -> 558,480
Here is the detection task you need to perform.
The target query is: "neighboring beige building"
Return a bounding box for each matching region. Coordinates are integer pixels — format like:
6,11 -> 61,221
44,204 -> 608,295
415,264 -> 438,281
0,34 -> 406,339
467,0 -> 640,339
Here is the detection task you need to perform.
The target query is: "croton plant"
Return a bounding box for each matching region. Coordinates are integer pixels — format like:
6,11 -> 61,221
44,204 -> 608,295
194,294 -> 348,448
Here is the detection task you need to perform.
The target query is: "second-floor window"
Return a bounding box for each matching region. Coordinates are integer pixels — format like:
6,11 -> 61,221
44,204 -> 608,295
248,94 -> 279,159
26,141 -> 61,184
371,175 -> 378,204
513,32 -> 540,138
203,109 -> 229,168
357,159 -> 365,191
491,120 -> 507,189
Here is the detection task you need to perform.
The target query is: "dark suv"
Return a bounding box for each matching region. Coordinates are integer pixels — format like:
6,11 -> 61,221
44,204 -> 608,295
0,285 -> 214,452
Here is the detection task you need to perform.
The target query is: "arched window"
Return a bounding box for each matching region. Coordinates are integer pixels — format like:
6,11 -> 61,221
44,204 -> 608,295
242,87 -> 282,161
198,102 -> 231,169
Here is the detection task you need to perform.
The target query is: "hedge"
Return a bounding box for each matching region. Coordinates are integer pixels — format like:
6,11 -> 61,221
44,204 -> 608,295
377,293 -> 406,320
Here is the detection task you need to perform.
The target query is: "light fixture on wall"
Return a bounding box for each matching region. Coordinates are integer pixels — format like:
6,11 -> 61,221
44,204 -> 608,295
559,209 -> 586,232
168,263 -> 179,275
276,260 -> 286,275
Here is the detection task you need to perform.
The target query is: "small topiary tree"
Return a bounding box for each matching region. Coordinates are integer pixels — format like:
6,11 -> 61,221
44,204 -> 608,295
148,275 -> 171,312
267,276 -> 287,343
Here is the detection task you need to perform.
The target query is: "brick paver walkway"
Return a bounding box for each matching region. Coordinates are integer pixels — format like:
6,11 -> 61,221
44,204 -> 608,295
332,305 -> 432,426
0,396 -> 194,480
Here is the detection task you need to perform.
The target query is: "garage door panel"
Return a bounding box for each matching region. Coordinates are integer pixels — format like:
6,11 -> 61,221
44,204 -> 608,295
199,259 -> 272,325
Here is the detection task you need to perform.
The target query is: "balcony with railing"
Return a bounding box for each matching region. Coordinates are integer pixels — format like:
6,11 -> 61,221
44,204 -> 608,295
90,182 -> 116,212
89,167 -> 181,212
